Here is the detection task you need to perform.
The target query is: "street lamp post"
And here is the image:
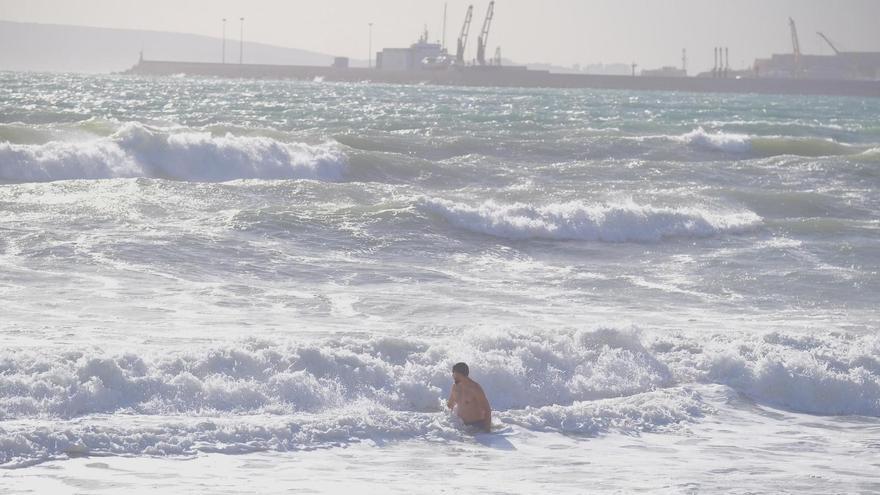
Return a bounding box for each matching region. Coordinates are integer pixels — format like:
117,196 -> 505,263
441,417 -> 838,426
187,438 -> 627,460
368,22 -> 373,69
222,18 -> 227,63
239,17 -> 245,64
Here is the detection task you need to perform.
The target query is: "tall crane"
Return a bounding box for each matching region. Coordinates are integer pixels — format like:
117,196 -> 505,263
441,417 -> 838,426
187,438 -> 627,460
789,17 -> 802,76
456,5 -> 474,64
476,1 -> 495,66
817,32 -> 840,55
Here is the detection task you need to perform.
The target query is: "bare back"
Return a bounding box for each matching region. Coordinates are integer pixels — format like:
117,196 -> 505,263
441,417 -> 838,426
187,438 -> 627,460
448,378 -> 491,429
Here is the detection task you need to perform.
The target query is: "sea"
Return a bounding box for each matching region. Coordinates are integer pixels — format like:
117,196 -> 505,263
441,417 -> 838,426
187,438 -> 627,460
0,71 -> 879,494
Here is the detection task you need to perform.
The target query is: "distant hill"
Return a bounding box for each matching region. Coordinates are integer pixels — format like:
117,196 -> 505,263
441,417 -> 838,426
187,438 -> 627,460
0,20 -> 352,73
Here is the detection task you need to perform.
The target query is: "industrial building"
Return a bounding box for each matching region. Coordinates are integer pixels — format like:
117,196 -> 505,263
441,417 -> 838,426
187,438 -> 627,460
754,52 -> 880,80
753,19 -> 880,80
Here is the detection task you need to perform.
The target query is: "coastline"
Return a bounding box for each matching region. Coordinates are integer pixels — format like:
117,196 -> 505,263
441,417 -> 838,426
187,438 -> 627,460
124,59 -> 880,98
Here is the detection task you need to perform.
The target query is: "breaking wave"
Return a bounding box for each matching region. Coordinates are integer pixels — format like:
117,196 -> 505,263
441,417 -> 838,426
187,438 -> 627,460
857,147 -> 880,161
0,123 -> 346,183
420,197 -> 762,242
0,328 -> 692,466
0,329 -> 675,420
0,387 -> 708,468
678,128 -> 753,153
678,127 -> 857,157
1,327 -> 877,466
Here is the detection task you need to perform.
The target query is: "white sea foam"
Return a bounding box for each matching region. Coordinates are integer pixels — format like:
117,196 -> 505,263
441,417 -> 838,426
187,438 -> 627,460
0,387 -> 709,467
677,127 -> 856,157
0,329 -> 674,420
0,123 -> 346,183
1,327 -> 877,466
677,127 -> 753,153
420,197 -> 761,242
501,387 -> 709,434
696,332 -> 880,416
3,73 -> 879,488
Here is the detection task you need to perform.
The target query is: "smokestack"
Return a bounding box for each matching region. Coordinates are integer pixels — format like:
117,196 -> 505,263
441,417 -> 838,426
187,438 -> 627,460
714,47 -> 718,77
725,47 -> 730,77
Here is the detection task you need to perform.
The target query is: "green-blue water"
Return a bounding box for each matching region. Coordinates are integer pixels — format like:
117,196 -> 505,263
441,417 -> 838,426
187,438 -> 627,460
0,72 -> 878,492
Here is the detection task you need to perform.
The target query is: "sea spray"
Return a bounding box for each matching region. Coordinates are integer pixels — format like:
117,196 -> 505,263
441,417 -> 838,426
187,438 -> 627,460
419,197 -> 762,242
0,123 -> 346,182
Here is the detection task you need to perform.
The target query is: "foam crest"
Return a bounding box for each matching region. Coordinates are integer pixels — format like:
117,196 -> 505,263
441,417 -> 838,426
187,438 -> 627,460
0,388 -> 709,467
655,330 -> 880,417
419,197 -> 761,242
0,329 -> 672,421
1,327 -> 878,466
501,387 -> 710,434
5,328 -> 875,423
679,127 -> 752,153
678,127 -> 857,157
697,332 -> 880,416
0,123 -> 346,183
857,147 -> 880,161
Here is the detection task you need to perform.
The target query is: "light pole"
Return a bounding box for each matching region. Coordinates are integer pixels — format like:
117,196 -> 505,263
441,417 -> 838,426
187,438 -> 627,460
221,18 -> 226,63
368,22 -> 373,69
239,17 -> 245,65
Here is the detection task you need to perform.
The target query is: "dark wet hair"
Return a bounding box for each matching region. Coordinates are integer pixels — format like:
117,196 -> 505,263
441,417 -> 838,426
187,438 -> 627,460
452,362 -> 469,376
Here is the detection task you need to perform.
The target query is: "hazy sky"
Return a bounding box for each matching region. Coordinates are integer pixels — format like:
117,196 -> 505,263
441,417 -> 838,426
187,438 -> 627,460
2,0 -> 879,71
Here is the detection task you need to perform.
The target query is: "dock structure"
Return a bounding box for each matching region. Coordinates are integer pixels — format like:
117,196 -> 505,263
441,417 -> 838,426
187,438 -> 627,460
126,59 -> 880,98
125,10 -> 880,98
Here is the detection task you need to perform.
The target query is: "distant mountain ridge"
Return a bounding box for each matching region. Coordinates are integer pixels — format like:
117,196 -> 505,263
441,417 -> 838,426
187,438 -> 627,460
0,20 -> 353,73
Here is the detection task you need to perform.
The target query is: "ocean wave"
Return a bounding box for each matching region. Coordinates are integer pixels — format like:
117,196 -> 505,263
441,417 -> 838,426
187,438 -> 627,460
857,147 -> 880,161
698,332 -> 880,416
661,330 -> 880,417
1,327 -> 877,466
0,328 -> 692,466
0,123 -> 346,183
3,328 -> 875,421
502,387 -> 709,434
0,123 -> 58,145
677,127 -> 857,157
678,128 -> 753,153
419,197 -> 761,242
0,387 -> 708,467
0,329 -> 673,421
750,137 -> 853,157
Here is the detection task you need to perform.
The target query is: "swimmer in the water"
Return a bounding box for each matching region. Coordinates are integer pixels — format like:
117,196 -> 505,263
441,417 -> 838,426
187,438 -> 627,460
446,362 -> 491,432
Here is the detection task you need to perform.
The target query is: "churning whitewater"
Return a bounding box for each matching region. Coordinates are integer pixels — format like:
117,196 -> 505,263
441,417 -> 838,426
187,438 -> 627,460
0,72 -> 878,491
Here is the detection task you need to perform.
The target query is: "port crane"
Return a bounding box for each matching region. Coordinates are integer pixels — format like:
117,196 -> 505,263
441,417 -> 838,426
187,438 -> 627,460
476,1 -> 495,65
789,17 -> 802,76
456,5 -> 474,64
817,32 -> 841,55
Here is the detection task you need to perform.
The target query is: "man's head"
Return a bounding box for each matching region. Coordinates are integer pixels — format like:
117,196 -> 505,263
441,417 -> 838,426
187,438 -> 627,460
452,362 -> 469,383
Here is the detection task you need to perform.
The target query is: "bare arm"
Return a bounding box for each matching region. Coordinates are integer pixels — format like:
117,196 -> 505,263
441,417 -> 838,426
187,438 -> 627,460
446,383 -> 457,410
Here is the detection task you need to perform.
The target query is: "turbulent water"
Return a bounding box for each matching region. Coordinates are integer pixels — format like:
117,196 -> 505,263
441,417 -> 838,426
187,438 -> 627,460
1,72 -> 879,491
